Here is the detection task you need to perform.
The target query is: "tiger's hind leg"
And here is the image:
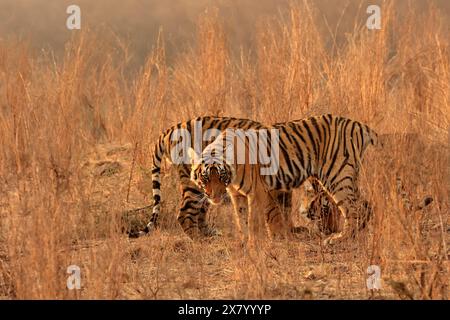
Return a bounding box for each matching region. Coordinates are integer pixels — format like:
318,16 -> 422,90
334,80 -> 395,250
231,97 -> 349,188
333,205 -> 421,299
318,167 -> 372,246
321,187 -> 373,245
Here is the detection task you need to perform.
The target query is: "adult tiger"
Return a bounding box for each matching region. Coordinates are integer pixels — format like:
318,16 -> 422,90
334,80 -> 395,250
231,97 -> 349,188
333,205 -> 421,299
188,114 -> 378,245
134,116 -> 293,239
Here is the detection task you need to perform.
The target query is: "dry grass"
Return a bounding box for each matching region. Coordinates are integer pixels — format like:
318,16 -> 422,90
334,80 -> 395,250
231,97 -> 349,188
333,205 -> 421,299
0,1 -> 448,299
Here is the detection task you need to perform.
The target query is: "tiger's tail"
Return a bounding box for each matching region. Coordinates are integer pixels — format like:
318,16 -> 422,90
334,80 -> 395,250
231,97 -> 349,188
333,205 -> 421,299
364,124 -> 380,148
146,132 -> 167,231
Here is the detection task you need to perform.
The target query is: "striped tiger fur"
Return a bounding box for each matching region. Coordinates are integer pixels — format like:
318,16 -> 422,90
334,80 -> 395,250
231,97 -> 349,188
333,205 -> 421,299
299,178 -> 372,236
188,114 -> 379,245
188,129 -> 292,243
138,116 -> 293,239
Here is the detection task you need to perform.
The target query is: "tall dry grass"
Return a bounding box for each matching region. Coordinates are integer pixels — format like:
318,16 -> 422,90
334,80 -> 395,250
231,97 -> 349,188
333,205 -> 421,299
0,1 -> 448,299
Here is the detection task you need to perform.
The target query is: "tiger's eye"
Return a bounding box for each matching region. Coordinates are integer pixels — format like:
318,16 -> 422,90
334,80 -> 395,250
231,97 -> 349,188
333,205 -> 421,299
200,173 -> 209,184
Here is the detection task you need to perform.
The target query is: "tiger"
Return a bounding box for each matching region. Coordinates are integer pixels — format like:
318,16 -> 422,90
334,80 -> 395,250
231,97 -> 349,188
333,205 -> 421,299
298,177 -> 373,236
297,177 -> 340,235
188,114 -> 379,245
133,116 -> 294,239
188,128 -> 292,243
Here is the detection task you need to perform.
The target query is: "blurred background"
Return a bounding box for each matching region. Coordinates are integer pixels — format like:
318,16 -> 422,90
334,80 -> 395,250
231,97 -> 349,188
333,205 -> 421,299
1,0 -> 449,67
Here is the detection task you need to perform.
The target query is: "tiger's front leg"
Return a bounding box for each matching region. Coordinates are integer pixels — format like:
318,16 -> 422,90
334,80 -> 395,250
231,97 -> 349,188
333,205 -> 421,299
228,187 -> 249,243
249,176 -> 292,243
263,195 -> 293,241
269,190 -> 293,226
246,193 -> 268,246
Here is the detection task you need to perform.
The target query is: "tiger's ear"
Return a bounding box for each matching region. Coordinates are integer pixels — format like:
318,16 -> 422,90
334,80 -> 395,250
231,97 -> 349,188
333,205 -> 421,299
188,147 -> 201,165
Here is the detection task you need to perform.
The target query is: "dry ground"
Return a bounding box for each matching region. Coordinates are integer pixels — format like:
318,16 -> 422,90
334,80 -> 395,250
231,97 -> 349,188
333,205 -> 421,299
2,141 -> 437,300
0,1 -> 448,299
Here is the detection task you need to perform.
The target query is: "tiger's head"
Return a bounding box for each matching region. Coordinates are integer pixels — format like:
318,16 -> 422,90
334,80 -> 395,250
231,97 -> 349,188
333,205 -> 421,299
188,148 -> 233,205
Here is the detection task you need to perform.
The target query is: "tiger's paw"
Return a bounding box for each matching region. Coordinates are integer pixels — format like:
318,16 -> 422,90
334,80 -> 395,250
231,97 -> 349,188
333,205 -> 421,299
322,232 -> 343,246
144,222 -> 157,234
128,222 -> 156,238
200,226 -> 222,238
